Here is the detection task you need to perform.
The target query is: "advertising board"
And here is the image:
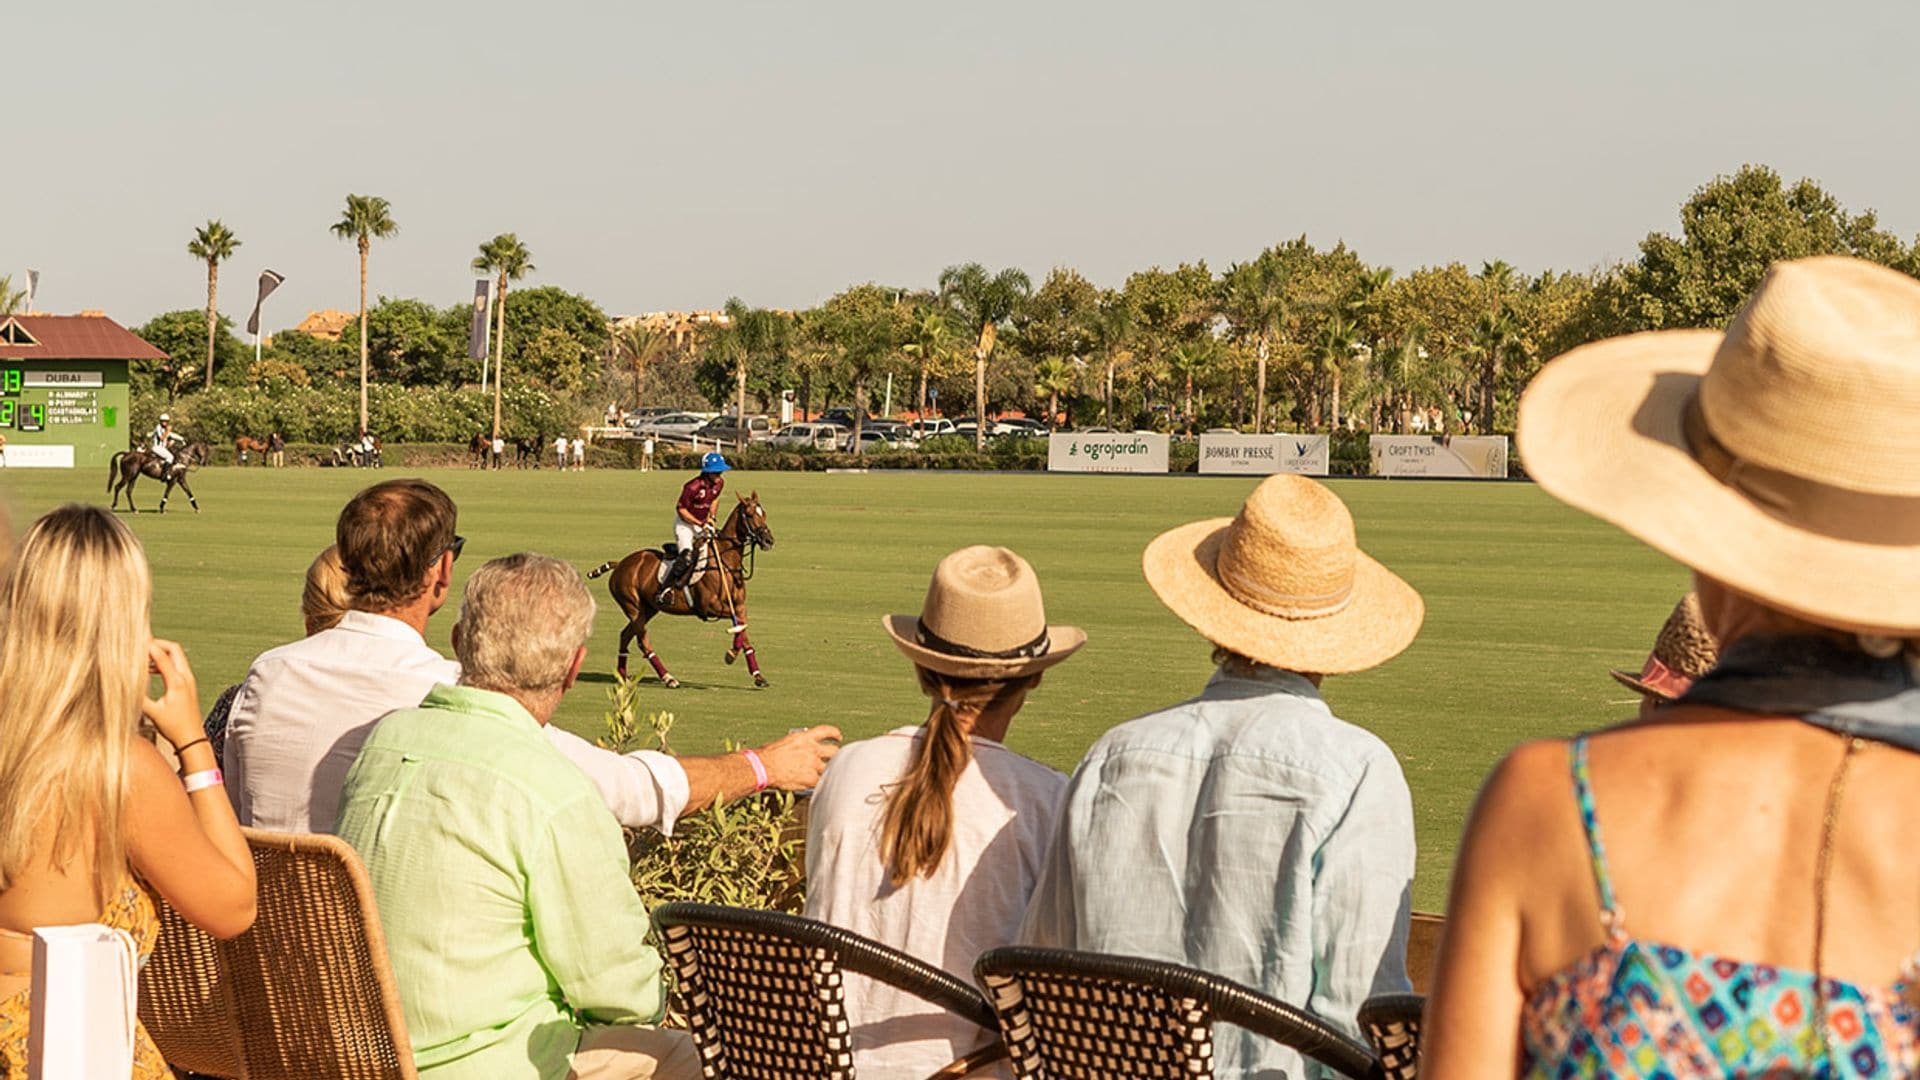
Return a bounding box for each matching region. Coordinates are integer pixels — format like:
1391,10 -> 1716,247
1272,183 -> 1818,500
1047,432 -> 1169,474
1369,435 -> 1509,478
1197,433 -> 1330,476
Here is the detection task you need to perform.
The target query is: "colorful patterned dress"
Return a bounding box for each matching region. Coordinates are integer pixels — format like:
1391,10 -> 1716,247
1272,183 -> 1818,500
1521,738 -> 1920,1078
0,872 -> 168,1079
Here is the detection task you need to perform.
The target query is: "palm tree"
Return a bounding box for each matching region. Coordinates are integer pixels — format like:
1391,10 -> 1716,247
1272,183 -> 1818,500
938,263 -> 1032,450
331,195 -> 399,435
1218,256 -> 1289,432
615,322 -> 671,413
900,309 -> 952,419
1471,309 -> 1519,434
472,233 -> 535,442
1166,339 -> 1215,434
0,276 -> 24,316
187,220 -> 241,390
1314,316 -> 1358,431
1032,356 -> 1077,429
1089,297 -> 1132,426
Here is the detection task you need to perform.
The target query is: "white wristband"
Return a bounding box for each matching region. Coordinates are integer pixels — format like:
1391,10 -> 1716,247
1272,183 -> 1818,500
182,768 -> 224,794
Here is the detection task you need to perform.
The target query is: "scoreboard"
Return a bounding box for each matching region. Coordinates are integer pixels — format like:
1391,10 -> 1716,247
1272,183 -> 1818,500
0,360 -> 129,468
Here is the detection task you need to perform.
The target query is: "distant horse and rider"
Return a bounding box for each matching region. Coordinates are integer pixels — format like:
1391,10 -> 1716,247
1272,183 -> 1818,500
108,442 -> 209,513
588,491 -> 776,688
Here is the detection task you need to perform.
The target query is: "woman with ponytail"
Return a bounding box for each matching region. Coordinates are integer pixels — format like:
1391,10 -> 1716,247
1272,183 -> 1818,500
806,546 -> 1083,1078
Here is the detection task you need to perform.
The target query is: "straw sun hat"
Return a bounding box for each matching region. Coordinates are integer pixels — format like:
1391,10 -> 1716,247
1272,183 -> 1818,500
884,546 -> 1086,679
1141,474 -> 1424,674
1520,256 -> 1920,635
1610,592 -> 1720,702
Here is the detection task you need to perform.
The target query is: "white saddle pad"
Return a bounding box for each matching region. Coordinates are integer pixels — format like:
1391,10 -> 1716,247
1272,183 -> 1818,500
654,542 -> 712,587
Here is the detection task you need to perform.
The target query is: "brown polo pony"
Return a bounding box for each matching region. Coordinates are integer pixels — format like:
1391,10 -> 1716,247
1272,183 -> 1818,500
587,492 -> 775,688
107,442 -> 208,513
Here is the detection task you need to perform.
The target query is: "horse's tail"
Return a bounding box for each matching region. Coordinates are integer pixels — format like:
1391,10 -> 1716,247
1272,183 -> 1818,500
106,452 -> 125,491
587,560 -> 618,580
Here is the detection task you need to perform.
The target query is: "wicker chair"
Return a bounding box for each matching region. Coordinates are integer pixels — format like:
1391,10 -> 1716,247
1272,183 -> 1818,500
974,946 -> 1380,1080
653,901 -> 1006,1079
1357,994 -> 1424,1080
141,828 -> 416,1080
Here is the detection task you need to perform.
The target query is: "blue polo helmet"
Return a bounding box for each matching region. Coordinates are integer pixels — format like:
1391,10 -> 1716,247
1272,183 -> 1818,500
701,451 -> 731,474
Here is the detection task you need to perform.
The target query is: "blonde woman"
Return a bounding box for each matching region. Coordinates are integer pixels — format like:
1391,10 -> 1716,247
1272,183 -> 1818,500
0,505 -> 256,1078
1425,258 -> 1920,1076
805,546 -> 1084,1077
204,545 -> 352,762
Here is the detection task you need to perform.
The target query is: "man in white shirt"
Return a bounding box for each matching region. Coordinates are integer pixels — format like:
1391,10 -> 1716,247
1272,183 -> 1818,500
554,433 -> 568,470
224,478 -> 840,836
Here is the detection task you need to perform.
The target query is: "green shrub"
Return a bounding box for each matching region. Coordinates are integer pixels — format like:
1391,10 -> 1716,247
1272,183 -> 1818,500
598,677 -> 805,913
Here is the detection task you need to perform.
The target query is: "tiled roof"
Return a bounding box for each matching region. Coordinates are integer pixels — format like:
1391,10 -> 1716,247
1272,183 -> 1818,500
0,315 -> 167,361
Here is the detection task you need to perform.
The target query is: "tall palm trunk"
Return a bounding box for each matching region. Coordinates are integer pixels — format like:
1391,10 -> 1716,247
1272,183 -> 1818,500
851,376 -> 866,456
492,273 -> 508,443
1331,368 -> 1343,431
203,260 -> 220,389
1104,358 -> 1115,425
357,239 -> 370,434
735,357 -> 748,453
973,328 -> 990,452
916,362 -> 928,420
1254,336 -> 1269,433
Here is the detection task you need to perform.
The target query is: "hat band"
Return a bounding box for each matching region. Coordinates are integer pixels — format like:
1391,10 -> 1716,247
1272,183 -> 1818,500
1684,396 -> 1920,545
1217,551 -> 1354,620
916,621 -> 1052,661
1633,655 -> 1695,700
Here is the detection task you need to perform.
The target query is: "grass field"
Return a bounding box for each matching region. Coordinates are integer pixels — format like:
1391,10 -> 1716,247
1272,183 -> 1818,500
0,465 -> 1687,908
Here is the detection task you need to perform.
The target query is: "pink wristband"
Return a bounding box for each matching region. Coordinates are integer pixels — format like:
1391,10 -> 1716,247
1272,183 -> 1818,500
182,768 -> 224,794
740,748 -> 769,792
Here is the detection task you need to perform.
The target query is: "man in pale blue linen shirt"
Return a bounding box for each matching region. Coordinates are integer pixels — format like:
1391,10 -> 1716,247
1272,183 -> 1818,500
337,553 -> 700,1079
1020,474 -> 1424,1079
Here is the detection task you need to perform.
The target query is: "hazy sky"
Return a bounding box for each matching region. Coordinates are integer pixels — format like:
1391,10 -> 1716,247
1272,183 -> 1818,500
13,0 -> 1920,330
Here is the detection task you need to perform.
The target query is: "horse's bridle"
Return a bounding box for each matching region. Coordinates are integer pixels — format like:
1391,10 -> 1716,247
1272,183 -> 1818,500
712,504 -> 773,583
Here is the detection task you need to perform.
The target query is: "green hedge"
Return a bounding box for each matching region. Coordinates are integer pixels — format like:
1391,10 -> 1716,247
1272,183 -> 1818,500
138,383 -> 588,445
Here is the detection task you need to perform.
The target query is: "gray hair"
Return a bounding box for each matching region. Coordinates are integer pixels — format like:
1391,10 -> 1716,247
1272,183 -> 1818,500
454,553 -> 596,693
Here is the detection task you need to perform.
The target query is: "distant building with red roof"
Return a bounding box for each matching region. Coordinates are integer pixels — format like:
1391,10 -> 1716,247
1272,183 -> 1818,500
0,314 -> 157,468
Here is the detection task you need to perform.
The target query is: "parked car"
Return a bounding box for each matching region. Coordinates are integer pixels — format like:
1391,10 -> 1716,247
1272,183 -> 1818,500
816,408 -> 866,431
768,422 -> 846,450
997,417 -> 1049,438
909,418 -> 957,440
696,415 -> 773,444
1077,426 -> 1118,434
842,429 -> 904,453
864,420 -> 912,441
630,412 -> 709,441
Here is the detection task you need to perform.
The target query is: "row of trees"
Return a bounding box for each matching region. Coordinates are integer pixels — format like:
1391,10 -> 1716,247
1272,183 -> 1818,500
134,165 -> 1920,447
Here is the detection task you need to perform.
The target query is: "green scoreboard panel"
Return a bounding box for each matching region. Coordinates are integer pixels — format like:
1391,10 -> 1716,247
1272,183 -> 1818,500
0,359 -> 130,468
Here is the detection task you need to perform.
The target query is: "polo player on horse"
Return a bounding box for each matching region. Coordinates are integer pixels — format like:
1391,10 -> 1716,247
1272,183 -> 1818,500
149,413 -> 184,466
659,451 -> 730,605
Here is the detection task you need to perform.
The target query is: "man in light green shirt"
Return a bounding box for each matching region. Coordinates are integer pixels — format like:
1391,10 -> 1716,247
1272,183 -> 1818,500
337,553 -> 699,1080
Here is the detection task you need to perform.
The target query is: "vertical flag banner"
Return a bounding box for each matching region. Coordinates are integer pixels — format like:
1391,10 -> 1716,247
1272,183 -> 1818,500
468,279 -> 492,361
245,270 -> 286,336
23,269 -> 39,313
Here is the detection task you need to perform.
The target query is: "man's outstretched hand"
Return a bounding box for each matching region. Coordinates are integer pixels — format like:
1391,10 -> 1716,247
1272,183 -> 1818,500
756,725 -> 841,791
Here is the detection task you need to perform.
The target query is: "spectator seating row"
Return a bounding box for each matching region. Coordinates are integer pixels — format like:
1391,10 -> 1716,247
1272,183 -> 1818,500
137,835 -> 1431,1079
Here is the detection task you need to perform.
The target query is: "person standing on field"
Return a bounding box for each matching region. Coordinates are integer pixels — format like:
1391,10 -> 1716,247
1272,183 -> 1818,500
571,435 -> 585,472
641,436 -> 655,473
554,433 -> 568,471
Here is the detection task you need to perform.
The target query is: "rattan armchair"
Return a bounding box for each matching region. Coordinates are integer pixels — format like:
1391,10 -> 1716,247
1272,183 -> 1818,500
141,828 -> 416,1080
653,901 -> 1006,1079
974,946 -> 1381,1080
1357,993 -> 1425,1080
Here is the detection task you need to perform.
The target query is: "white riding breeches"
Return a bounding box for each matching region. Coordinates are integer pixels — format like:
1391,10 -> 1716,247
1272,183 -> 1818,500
151,445 -> 175,466
673,520 -> 698,555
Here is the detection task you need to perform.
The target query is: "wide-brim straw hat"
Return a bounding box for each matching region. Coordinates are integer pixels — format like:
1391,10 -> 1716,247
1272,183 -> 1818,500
1521,256 -> 1920,635
1141,474 -> 1424,675
884,545 -> 1086,679
1610,592 -> 1719,701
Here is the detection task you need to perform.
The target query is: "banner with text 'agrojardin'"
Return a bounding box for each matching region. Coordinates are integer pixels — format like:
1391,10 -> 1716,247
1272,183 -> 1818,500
1047,432 -> 1169,474
1197,433 -> 1330,476
1368,435 -> 1510,478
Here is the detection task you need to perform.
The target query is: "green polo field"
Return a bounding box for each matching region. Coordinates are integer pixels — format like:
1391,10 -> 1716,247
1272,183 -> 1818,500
0,466 -> 1685,907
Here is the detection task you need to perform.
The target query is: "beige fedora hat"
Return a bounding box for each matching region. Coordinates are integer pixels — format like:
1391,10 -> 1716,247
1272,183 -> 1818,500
884,545 -> 1086,679
1521,256 -> 1920,635
1141,474 -> 1424,674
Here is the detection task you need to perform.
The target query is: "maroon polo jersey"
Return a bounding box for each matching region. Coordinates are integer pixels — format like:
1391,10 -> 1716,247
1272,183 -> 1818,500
677,474 -> 725,523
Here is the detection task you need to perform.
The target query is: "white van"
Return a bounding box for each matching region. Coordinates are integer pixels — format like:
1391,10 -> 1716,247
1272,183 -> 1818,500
768,422 -> 846,450
909,418 -> 957,440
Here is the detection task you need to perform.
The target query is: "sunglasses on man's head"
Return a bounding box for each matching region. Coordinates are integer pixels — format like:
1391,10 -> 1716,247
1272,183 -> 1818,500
446,535 -> 466,562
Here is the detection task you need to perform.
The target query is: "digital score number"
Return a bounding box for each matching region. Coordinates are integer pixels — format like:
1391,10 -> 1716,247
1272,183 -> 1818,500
0,370 -> 42,430
0,368 -> 20,396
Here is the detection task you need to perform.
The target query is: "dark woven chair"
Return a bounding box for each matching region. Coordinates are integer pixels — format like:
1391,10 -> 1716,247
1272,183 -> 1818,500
140,895 -> 248,1078
1357,994 -> 1424,1080
653,901 -> 1006,1079
974,946 -> 1380,1080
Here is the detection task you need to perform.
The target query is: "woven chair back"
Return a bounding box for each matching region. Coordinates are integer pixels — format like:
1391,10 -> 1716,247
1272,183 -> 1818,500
223,828 -> 416,1079
978,960 -> 1217,1078
139,895 -> 249,1078
655,902 -> 1006,1080
976,947 -> 1379,1080
1358,994 -> 1424,1080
